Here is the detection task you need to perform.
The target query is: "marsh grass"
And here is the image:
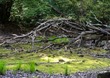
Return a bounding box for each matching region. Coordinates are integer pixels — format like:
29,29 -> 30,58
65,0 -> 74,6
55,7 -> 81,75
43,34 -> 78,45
0,44 -> 110,74
0,61 -> 6,75
15,62 -> 22,71
64,65 -> 69,76
29,62 -> 36,73
49,68 -> 53,75
47,58 -> 50,63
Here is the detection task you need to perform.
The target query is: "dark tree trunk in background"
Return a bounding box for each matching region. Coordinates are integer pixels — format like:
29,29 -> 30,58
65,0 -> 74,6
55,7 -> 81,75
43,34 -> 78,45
0,0 -> 18,34
0,0 -> 13,24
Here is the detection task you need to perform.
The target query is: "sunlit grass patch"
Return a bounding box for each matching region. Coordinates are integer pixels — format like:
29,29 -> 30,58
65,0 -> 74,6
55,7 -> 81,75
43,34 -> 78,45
0,44 -> 110,74
3,56 -> 110,74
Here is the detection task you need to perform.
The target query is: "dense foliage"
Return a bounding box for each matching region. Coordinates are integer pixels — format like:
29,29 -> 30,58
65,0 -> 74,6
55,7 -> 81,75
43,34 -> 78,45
10,0 -> 110,24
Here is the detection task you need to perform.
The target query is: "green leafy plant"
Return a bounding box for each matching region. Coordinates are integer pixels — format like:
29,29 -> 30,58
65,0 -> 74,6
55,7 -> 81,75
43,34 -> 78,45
0,61 -> 6,75
29,62 -> 36,73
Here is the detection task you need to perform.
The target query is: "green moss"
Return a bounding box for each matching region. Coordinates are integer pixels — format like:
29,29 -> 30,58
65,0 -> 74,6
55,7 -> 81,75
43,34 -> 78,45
0,48 -> 12,53
4,54 -> 110,74
0,43 -> 110,74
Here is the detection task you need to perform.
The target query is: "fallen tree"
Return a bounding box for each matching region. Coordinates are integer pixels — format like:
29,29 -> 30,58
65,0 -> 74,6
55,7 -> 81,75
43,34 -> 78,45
0,18 -> 110,50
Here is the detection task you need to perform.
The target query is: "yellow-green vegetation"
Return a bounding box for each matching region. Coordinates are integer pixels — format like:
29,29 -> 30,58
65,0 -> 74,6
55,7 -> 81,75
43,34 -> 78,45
0,43 -> 110,74
64,65 -> 69,76
0,61 -> 6,75
29,62 -> 36,73
15,62 -> 22,71
0,48 -> 12,53
47,36 -> 69,44
0,45 -> 110,74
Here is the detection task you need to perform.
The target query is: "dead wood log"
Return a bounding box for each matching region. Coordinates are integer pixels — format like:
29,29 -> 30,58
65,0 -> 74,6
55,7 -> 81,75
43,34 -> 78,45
68,31 -> 97,45
0,18 -> 110,49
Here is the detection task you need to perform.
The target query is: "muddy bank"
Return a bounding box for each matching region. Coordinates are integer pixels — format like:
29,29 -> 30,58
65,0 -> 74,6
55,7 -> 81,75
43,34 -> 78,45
0,71 -> 97,78
0,70 -> 110,78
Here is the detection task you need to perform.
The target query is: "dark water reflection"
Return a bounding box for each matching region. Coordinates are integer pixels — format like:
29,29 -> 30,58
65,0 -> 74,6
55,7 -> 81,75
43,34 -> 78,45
97,72 -> 110,78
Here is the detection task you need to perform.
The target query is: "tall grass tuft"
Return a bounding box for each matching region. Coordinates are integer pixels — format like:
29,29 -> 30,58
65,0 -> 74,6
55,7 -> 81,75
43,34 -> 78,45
64,65 -> 69,76
15,62 -> 22,71
0,61 -> 6,75
47,58 -> 50,63
29,62 -> 36,73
